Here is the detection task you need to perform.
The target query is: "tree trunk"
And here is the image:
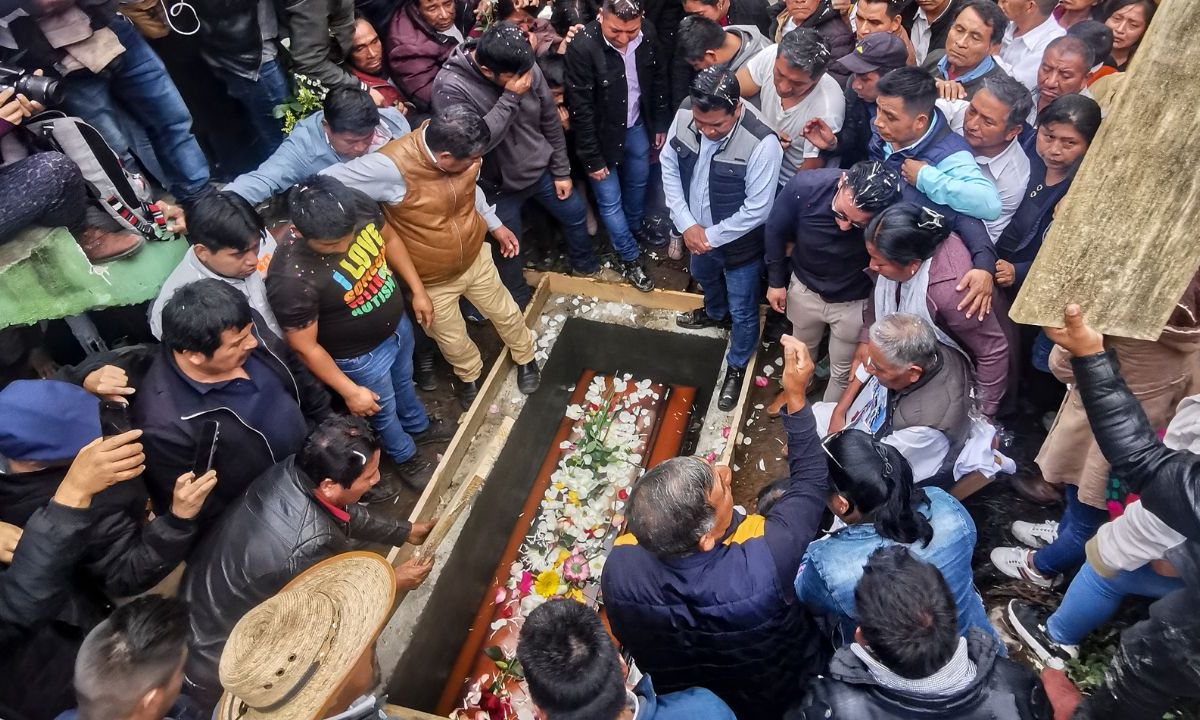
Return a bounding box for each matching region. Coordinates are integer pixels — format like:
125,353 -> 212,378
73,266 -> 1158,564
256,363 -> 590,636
1009,0 -> 1200,340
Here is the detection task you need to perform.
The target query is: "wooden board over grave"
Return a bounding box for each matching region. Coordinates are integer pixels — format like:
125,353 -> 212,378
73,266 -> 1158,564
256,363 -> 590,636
1009,0 -> 1200,339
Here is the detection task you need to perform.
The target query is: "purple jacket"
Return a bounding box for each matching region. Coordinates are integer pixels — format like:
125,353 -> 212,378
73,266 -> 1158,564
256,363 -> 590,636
387,0 -> 475,111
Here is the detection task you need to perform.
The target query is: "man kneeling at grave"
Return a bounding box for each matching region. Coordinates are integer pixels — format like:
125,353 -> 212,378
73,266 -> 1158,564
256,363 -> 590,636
601,336 -> 829,719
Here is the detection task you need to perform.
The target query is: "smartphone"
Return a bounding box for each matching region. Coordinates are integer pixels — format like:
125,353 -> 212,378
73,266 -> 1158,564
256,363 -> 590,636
191,420 -> 221,477
99,400 -> 132,437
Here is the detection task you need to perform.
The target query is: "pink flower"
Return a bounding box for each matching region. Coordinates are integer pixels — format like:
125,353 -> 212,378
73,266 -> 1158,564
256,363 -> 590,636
494,587 -> 508,606
754,376 -> 769,387
518,571 -> 533,596
721,426 -> 731,438
562,553 -> 591,584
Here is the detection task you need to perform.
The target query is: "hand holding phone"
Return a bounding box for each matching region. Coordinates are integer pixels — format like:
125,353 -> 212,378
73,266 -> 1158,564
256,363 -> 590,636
99,400 -> 132,437
191,420 -> 220,477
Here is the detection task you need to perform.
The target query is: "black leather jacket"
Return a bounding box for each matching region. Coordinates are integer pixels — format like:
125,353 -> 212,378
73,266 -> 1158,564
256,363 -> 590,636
192,0 -> 278,78
179,456 -> 411,707
790,630 -> 1051,720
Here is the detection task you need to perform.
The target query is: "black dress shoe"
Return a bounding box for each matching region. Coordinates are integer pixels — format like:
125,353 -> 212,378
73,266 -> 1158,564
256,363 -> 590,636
718,366 -> 745,411
456,378 -> 480,410
621,259 -> 654,292
676,308 -> 731,330
413,350 -> 438,391
634,228 -> 669,249
396,455 -> 432,490
360,475 -> 403,504
412,415 -> 455,445
516,360 -> 541,394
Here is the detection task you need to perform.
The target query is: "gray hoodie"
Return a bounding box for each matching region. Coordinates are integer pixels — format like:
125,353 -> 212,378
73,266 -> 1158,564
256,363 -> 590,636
431,45 -> 571,194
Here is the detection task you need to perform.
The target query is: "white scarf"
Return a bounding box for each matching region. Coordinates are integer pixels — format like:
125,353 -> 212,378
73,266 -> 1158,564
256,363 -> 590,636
851,637 -> 977,697
873,257 -> 962,355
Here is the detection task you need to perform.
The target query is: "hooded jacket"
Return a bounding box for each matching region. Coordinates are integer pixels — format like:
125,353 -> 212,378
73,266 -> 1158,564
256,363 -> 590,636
790,630 -> 1051,719
432,45 -> 572,194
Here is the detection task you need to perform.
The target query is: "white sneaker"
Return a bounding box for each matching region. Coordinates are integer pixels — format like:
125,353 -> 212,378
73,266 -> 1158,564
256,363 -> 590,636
1011,520 -> 1060,549
990,547 -> 1062,589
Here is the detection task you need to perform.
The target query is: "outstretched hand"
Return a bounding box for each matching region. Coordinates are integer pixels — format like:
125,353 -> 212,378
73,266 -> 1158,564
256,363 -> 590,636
1043,304 -> 1104,358
780,334 -> 814,412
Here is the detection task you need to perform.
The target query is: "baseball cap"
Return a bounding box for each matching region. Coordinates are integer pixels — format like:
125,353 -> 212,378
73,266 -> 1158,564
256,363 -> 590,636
837,33 -> 909,75
0,380 -> 100,462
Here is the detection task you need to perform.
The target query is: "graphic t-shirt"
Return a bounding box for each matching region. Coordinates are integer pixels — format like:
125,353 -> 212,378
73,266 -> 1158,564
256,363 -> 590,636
267,219 -> 406,359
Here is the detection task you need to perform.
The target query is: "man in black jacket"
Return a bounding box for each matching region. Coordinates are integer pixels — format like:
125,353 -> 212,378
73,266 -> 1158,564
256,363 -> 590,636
790,546 -> 1051,719
179,415 -> 434,708
565,0 -> 671,292
1039,304 -> 1200,719
67,280 -> 333,528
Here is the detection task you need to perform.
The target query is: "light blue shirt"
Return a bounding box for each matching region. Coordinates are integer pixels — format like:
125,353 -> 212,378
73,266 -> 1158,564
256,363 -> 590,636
660,108 -> 784,248
883,114 -> 1003,222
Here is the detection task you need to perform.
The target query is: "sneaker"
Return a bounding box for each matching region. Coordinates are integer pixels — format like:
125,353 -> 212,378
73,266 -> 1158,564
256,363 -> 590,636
413,350 -> 438,392
412,416 -> 455,445
571,267 -> 604,281
989,546 -> 1061,589
676,308 -> 731,330
1012,520 -> 1060,550
75,227 -> 144,263
396,455 -> 433,490
634,227 -> 668,249
620,259 -> 654,292
1006,600 -> 1079,665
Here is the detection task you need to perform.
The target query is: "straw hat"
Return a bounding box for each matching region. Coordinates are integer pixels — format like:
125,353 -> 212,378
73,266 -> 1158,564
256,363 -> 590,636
216,552 -> 396,720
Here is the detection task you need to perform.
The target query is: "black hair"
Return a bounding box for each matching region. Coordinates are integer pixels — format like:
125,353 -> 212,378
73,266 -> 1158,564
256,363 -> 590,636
777,26 -> 832,78
288,175 -> 376,242
858,0 -> 905,19
323,87 -> 381,136
980,72 -> 1034,129
1067,19 -> 1114,63
517,599 -> 627,720
1032,0 -> 1058,15
689,63 -> 740,114
755,477 -> 790,515
601,0 -> 641,21
551,0 -> 597,34
1036,92 -> 1102,144
956,0 -> 1007,46
676,15 -> 727,63
496,0 -> 523,19
539,53 -> 567,89
477,21 -> 536,75
298,415 -> 380,488
864,202 -> 951,264
875,66 -> 938,118
76,596 -> 189,720
824,429 -> 933,546
426,103 -> 491,159
184,190 -> 263,254
844,160 -> 903,214
1104,0 -> 1155,27
161,279 -> 253,357
1045,34 -> 1096,69
855,546 -> 959,679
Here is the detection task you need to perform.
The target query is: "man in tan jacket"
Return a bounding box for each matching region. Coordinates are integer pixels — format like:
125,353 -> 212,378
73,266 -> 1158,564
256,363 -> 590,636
323,104 -> 540,409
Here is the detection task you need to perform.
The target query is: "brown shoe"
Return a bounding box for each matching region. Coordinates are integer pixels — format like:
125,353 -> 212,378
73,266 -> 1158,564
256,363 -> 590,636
1009,474 -> 1064,506
76,227 -> 144,263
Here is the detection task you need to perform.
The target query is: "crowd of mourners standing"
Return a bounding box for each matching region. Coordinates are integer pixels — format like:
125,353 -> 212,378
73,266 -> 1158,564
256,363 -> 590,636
0,0 -> 1196,717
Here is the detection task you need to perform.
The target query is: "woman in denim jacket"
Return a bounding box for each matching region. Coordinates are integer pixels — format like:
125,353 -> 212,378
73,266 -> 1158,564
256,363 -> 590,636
795,429 -> 998,647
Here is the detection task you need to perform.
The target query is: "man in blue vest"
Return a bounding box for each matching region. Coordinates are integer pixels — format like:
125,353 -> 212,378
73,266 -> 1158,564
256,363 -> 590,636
602,337 -> 829,719
661,65 -> 784,411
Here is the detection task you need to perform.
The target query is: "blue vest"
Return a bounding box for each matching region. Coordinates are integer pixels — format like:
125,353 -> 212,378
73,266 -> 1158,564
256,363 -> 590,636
668,100 -> 776,269
869,109 -> 977,230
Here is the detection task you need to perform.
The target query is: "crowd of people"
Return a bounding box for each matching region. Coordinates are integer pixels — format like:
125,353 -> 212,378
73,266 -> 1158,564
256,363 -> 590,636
0,0 -> 1194,717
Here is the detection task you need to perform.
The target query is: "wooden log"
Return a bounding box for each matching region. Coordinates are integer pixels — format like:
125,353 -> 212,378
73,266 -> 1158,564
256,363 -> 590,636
1008,0 -> 1200,340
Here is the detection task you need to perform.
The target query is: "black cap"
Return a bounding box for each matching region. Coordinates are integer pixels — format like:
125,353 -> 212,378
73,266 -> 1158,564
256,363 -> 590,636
836,33 -> 909,74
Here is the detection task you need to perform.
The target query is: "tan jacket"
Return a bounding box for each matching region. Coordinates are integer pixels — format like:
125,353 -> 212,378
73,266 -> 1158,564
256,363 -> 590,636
377,123 -> 487,286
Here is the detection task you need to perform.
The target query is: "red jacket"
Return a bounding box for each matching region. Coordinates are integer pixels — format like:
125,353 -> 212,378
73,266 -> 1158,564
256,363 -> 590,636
387,1 -> 461,111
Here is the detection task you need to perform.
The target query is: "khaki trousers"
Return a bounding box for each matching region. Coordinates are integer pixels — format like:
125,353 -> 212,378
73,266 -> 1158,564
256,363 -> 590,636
786,273 -> 866,402
425,247 -> 536,382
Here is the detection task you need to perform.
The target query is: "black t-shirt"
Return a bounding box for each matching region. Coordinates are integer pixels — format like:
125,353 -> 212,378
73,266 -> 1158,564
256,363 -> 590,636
267,219 -> 406,359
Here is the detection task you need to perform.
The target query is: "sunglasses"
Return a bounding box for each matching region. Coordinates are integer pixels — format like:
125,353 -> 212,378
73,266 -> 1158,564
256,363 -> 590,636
822,428 -> 895,506
831,181 -> 865,229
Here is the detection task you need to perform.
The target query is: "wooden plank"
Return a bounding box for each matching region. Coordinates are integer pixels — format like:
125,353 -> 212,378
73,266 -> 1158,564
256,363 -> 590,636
1008,0 -> 1200,339
540,271 -> 706,311
382,704 -> 448,720
721,306 -> 767,466
949,470 -> 992,502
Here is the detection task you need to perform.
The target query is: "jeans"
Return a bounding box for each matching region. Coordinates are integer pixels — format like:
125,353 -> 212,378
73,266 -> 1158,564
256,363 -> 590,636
690,251 -> 763,369
1047,563 -> 1184,645
61,16 -> 210,202
217,59 -> 288,164
333,316 -> 428,464
586,123 -> 649,262
1033,485 -> 1110,576
493,170 -> 597,285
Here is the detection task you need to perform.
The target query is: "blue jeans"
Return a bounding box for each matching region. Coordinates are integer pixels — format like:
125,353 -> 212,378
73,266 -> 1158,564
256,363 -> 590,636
217,59 -> 288,164
586,123 -> 649,262
1048,563 -> 1184,645
690,252 -> 762,369
333,317 -> 429,464
494,169 -> 597,277
1034,485 -> 1110,576
61,16 -> 210,202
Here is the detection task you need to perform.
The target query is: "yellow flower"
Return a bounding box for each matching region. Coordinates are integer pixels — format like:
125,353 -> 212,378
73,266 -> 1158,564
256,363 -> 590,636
567,490 -> 579,505
534,570 -> 561,598
554,548 -> 571,568
565,587 -> 585,603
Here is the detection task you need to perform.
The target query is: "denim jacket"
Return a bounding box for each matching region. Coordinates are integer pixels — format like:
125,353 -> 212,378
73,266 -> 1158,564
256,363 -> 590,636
796,487 -> 997,646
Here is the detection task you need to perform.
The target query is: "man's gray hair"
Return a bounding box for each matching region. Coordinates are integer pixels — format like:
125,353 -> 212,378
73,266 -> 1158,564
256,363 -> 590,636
625,455 -> 717,558
869,313 -> 939,372
981,73 -> 1034,130
776,27 -> 832,78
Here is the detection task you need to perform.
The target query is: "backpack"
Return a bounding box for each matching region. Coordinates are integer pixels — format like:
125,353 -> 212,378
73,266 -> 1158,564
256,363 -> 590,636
22,111 -> 173,239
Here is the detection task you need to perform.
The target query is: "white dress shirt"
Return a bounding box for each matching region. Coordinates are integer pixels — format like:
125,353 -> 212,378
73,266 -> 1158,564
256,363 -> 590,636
974,137 -> 1031,242
999,16 -> 1066,94
911,3 -> 954,65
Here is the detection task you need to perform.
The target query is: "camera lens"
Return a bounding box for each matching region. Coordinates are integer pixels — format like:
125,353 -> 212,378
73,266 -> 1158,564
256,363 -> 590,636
14,74 -> 62,106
